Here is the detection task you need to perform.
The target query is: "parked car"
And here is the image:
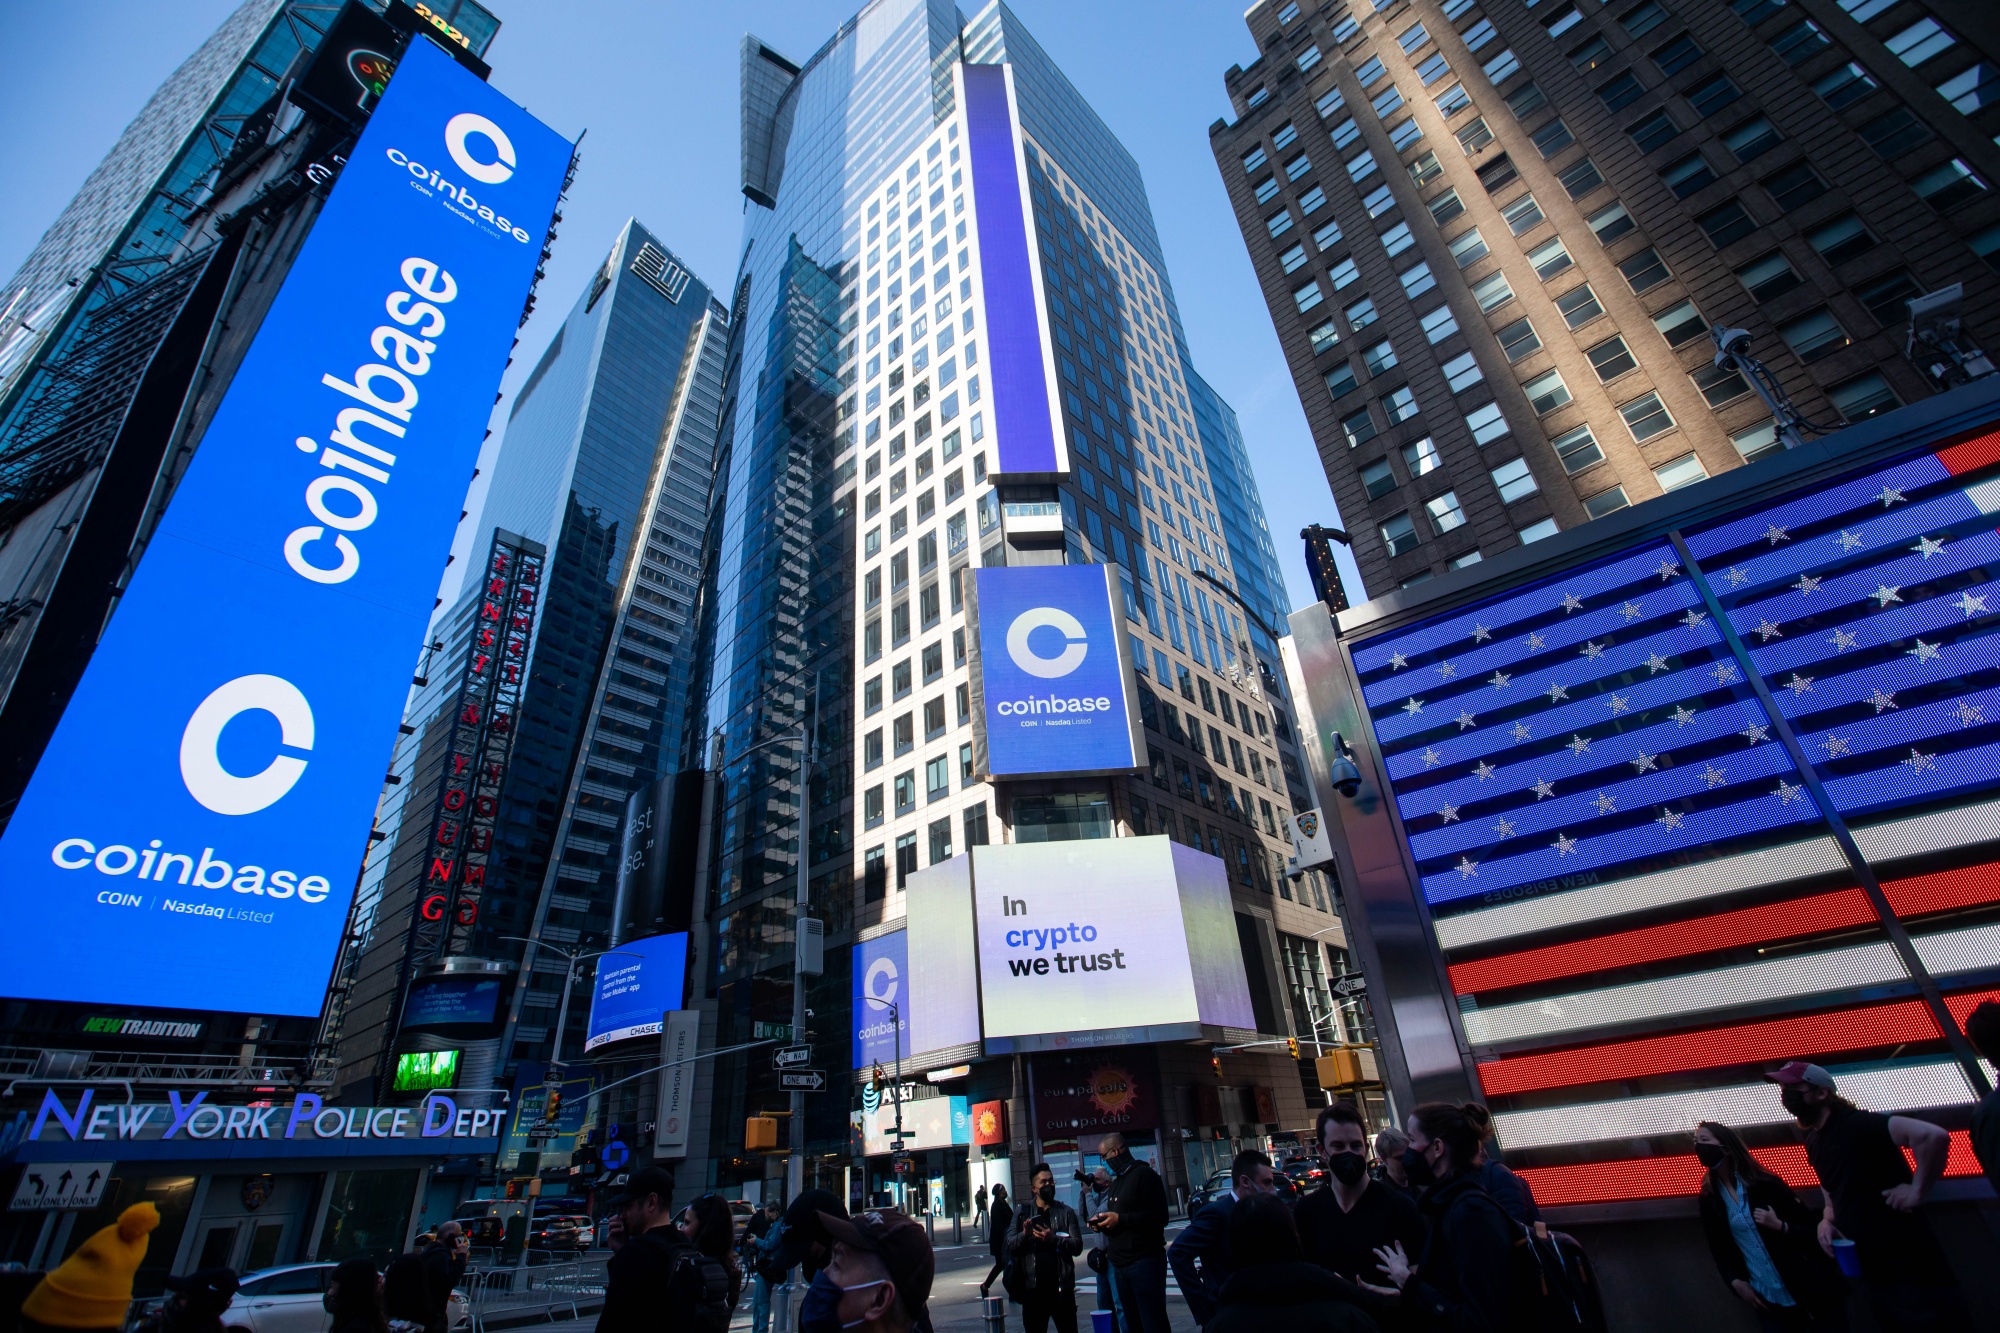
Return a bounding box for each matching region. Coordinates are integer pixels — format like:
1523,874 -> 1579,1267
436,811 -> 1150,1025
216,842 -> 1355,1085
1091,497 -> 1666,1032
1187,1170 -> 1233,1212
728,1199 -> 756,1242
1278,1156 -> 1326,1189
528,1213 -> 592,1252
217,1263 -> 468,1333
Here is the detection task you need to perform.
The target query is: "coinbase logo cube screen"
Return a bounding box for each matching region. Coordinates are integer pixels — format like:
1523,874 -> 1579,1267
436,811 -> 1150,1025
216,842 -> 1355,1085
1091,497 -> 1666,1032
974,565 -> 1143,778
0,40 -> 568,1015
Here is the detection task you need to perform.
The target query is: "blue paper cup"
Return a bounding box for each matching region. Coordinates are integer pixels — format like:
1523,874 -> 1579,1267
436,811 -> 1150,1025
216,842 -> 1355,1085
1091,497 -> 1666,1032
1091,1311 -> 1117,1333
1831,1238 -> 1861,1278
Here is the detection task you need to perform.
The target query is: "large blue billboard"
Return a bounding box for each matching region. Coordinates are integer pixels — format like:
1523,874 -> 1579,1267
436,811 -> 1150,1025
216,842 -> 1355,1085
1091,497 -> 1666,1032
584,932 -> 688,1052
0,40 -> 569,1015
853,930 -> 909,1070
973,565 -> 1144,778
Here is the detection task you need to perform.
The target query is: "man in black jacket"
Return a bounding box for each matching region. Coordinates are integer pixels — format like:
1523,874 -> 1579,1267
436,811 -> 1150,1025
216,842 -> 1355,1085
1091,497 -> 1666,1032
1166,1149 -> 1275,1326
1087,1135 -> 1169,1333
1294,1102 -> 1425,1324
1006,1164 -> 1085,1333
597,1166 -> 709,1333
384,1223 -> 465,1333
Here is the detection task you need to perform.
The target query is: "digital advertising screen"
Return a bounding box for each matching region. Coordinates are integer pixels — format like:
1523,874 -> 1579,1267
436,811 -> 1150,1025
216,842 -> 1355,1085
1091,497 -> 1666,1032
0,39 -> 570,1015
973,564 -> 1144,779
852,929 -> 911,1070
584,931 -> 688,1052
393,1049 -> 460,1092
401,975 -> 504,1031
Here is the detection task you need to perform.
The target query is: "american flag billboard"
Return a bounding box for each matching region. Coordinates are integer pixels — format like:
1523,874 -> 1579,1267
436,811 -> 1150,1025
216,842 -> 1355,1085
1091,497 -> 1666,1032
1333,421 -> 2000,1208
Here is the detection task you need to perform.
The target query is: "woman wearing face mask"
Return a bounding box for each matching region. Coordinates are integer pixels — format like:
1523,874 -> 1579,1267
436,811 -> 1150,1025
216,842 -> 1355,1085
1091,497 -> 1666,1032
1356,1103 -> 1517,1330
1695,1122 -> 1849,1330
325,1259 -> 389,1333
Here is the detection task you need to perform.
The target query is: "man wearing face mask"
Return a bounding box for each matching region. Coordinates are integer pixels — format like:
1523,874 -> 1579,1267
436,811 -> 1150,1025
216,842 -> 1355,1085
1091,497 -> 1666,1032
1294,1102 -> 1425,1328
1007,1164 -> 1085,1333
1768,1061 -> 1968,1331
1087,1133 -> 1170,1333
801,1210 -> 934,1333
1167,1149 -> 1275,1326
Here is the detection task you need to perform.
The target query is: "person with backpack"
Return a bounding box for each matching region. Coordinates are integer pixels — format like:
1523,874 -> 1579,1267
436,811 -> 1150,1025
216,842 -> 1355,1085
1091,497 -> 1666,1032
976,1184 -> 1012,1298
384,1224 -> 464,1333
598,1165 -> 732,1333
1694,1121 -> 1847,1329
325,1260 -> 389,1333
682,1194 -> 746,1315
1461,1106 -> 1540,1228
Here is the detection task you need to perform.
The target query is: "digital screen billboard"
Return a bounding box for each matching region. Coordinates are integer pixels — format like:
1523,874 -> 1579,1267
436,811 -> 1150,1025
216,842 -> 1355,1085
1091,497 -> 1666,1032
393,1049 -> 460,1092
0,40 -> 569,1015
973,565 -> 1144,779
1341,423 -> 2000,1208
853,929 -> 911,1070
402,975 -> 504,1030
584,931 -> 688,1052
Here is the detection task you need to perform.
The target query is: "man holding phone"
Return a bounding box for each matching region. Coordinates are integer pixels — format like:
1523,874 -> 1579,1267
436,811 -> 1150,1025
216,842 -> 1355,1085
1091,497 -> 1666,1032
1089,1134 -> 1170,1333
1005,1163 -> 1084,1333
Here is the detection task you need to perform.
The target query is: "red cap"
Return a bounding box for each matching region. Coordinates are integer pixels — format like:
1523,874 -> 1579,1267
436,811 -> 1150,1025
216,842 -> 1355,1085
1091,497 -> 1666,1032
1764,1061 -> 1836,1090
818,1209 -> 934,1317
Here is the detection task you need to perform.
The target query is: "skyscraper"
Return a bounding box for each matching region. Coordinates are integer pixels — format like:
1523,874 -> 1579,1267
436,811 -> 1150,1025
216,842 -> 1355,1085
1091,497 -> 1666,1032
1212,0 -> 2000,597
688,0 -> 1363,1203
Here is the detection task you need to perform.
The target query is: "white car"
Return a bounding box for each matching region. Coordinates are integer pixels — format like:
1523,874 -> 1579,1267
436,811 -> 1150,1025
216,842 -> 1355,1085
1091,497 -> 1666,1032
223,1264 -> 469,1333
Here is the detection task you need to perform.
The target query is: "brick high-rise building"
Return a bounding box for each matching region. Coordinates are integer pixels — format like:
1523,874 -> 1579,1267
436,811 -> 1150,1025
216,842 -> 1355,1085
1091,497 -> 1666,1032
1212,0 -> 2000,596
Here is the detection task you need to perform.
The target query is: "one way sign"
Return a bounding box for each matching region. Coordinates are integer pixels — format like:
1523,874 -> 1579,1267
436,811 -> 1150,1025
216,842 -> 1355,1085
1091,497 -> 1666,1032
10,1162 -> 110,1211
779,1070 -> 827,1091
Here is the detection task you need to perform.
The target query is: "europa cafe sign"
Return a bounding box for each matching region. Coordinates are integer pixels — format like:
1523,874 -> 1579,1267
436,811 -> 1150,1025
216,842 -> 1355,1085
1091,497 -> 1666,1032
28,1088 -> 502,1145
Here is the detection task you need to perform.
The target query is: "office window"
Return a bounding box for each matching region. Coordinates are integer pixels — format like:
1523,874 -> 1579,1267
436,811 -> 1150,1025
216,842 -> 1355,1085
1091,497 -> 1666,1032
1267,210 -> 1296,239
1975,224 -> 2000,272
1653,452 -> 1708,492
1731,420 -> 1781,461
1598,72 -> 1645,111
1619,247 -> 1670,292
1299,44 -> 1325,72
1691,360 -> 1751,406
1887,18 -> 1955,68
1314,218 -> 1344,249
895,833 -> 917,888
1449,228 -> 1490,267
1410,150 -> 1444,186
1456,117 -> 1493,155
1913,159 -> 1989,211
1559,158 -> 1605,198
1401,262 -> 1437,298
865,727 -> 883,768
1436,83 -> 1472,116
1401,571 -> 1435,590
1492,456 -> 1539,503
1485,49 -> 1523,83
1623,1 -> 1668,37
1329,256 -> 1361,289
1254,178 -> 1279,204
1426,491 -> 1468,534
894,770 -> 916,813
1347,296 -> 1379,331
1546,5 -> 1584,40
1495,196 -> 1541,239
1329,117 -> 1361,153
1779,308 -> 1849,361
1662,152 -> 1716,198
1838,0 -> 1899,20
1629,109 -> 1678,153
1524,369 -> 1572,414
1402,435 -> 1442,476
1279,1 -> 1300,24
1518,516 -> 1560,543
1390,117 -> 1425,151
1557,284 -> 1604,329
1762,163 -> 1826,212
1399,20 -> 1432,53
1471,271 -> 1515,312
1361,458 -> 1398,499
1243,146 -> 1268,174
1364,340 -> 1399,375
1584,485 -> 1631,518
1429,188 -> 1465,227
1770,19 -> 1830,66
1422,303 -> 1461,343
1653,300 -> 1707,348
1621,391 -> 1676,440
1570,36 -> 1613,73
1479,155 -> 1520,194
1443,351 -> 1486,392
1587,335 -> 1638,381
1737,251 -> 1801,300
864,846 -> 887,900
1731,0 -> 1784,21
1357,56 -> 1388,87
1466,400 -> 1510,445
1698,200 -> 1756,248
1553,423 -> 1604,473
1806,214 -> 1875,265
1373,86 -> 1407,119
1318,87 -> 1348,119
1364,184 -> 1399,217
1497,317 -> 1542,362
1859,107 -> 1933,158
1462,17 -> 1496,52
1724,117 -> 1783,163
1938,63 -> 2000,115
1652,34 -> 1704,76
1279,244 -> 1309,274
1829,372 -> 1900,420
1813,61 -> 1877,109
1380,221 -> 1415,257
1274,124 -> 1299,153
1587,200 -> 1634,243
1343,406 -> 1380,448
1418,52 -> 1452,85
1381,512 -> 1420,555
1528,237 -> 1573,279
1854,270 -> 1920,327
1294,280 -> 1326,313
1384,385 -> 1421,423
1309,320 -> 1341,355
1686,73 -> 1742,117
1326,362 -> 1360,398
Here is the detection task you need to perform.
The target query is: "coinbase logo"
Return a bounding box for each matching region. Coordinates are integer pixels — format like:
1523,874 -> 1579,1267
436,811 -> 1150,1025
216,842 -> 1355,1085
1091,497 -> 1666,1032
444,112 -> 515,184
1006,608 -> 1087,679
865,955 -> 900,1006
178,675 -> 315,816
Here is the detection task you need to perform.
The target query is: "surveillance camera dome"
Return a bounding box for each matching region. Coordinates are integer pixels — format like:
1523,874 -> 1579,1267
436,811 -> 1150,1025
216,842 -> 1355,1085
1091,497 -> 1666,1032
1329,755 -> 1362,798
1713,326 -> 1752,356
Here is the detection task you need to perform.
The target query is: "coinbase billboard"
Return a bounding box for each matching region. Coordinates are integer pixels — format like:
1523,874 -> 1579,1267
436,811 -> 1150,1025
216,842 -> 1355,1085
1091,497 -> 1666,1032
0,40 -> 568,1015
852,930 -> 909,1069
972,565 -> 1144,779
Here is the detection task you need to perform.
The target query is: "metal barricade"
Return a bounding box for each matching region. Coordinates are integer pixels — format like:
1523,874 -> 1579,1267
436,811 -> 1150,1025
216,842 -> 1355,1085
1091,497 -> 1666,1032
464,1257 -> 609,1333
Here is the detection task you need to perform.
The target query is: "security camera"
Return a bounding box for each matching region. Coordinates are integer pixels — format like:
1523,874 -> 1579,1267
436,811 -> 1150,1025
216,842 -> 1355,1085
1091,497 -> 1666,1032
1327,731 -> 1363,799
1712,327 -> 1752,362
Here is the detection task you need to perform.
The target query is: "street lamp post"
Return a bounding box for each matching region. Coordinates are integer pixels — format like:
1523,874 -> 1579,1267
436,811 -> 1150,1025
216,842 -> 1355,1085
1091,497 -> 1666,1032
495,937 -> 643,1080
863,994 -> 905,1207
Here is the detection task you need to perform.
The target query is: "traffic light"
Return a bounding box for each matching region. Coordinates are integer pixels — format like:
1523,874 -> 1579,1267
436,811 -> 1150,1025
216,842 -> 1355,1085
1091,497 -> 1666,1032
746,1116 -> 778,1150
1210,1054 -> 1222,1080
1286,1038 -> 1301,1060
543,1088 -> 562,1122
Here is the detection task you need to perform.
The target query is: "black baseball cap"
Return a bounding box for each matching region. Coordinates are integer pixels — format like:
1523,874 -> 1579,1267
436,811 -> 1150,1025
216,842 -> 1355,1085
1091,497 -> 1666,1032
770,1188 -> 846,1274
819,1209 -> 934,1318
608,1164 -> 675,1210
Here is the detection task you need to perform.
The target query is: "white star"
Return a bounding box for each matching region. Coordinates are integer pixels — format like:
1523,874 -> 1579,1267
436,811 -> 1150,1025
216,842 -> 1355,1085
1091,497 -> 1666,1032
1473,760 -> 1498,781
1530,777 -> 1557,799
1835,529 -> 1866,552
1822,734 -> 1851,757
1867,688 -> 1898,713
1702,763 -> 1728,788
1764,523 -> 1791,546
1524,632 -> 1547,652
1403,697 -> 1425,716
1721,566 -> 1752,587
1954,701 -> 1985,728
1388,651 -> 1409,671
1608,693 -> 1631,714
1568,734 -> 1593,757
1580,640 -> 1606,660
1560,592 -> 1585,614
1471,623 -> 1492,643
1631,750 -> 1659,774
1826,628 -> 1860,653
1438,801 -> 1461,823
1870,584 -> 1903,607
1593,791 -> 1619,814
1655,557 -> 1683,582
1672,704 -> 1699,727
1489,670 -> 1513,690
1901,747 -> 1937,775
1786,673 -> 1815,695
1422,747 -> 1444,767
1644,652 -> 1672,674
1437,660 -> 1458,679
1793,575 -> 1823,596
1711,662 -> 1742,685
1456,710 -> 1479,731
1620,600 -> 1646,621
1492,817 -> 1517,839
1657,809 -> 1686,832
1877,484 -> 1907,507
1551,832 -> 1579,856
1547,681 -> 1569,702
1754,619 -> 1784,642
1682,609 -> 1710,631
1955,591 -> 1988,618
1455,856 -> 1480,879
1911,534 -> 1947,560
1906,639 -> 1942,664
1773,778 -> 1806,805
1742,721 -> 1772,746
1511,721 -> 1534,742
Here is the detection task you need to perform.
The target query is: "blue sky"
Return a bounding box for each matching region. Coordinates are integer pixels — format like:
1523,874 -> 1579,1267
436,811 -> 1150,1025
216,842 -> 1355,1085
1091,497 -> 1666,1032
0,0 -> 1366,610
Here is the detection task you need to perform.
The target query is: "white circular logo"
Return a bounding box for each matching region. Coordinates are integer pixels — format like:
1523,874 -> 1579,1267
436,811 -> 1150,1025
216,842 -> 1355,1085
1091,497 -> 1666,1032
865,957 -> 900,1006
179,675 -> 315,816
444,112 -> 516,184
1006,607 -> 1088,679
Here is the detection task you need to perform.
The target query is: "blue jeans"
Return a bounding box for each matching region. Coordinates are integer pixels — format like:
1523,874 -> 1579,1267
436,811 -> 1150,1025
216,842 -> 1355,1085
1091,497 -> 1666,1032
1108,1256 -> 1169,1333
752,1275 -> 772,1333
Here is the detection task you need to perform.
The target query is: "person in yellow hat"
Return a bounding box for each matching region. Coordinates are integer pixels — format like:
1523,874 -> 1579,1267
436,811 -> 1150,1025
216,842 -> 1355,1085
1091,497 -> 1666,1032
19,1202 -> 159,1332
